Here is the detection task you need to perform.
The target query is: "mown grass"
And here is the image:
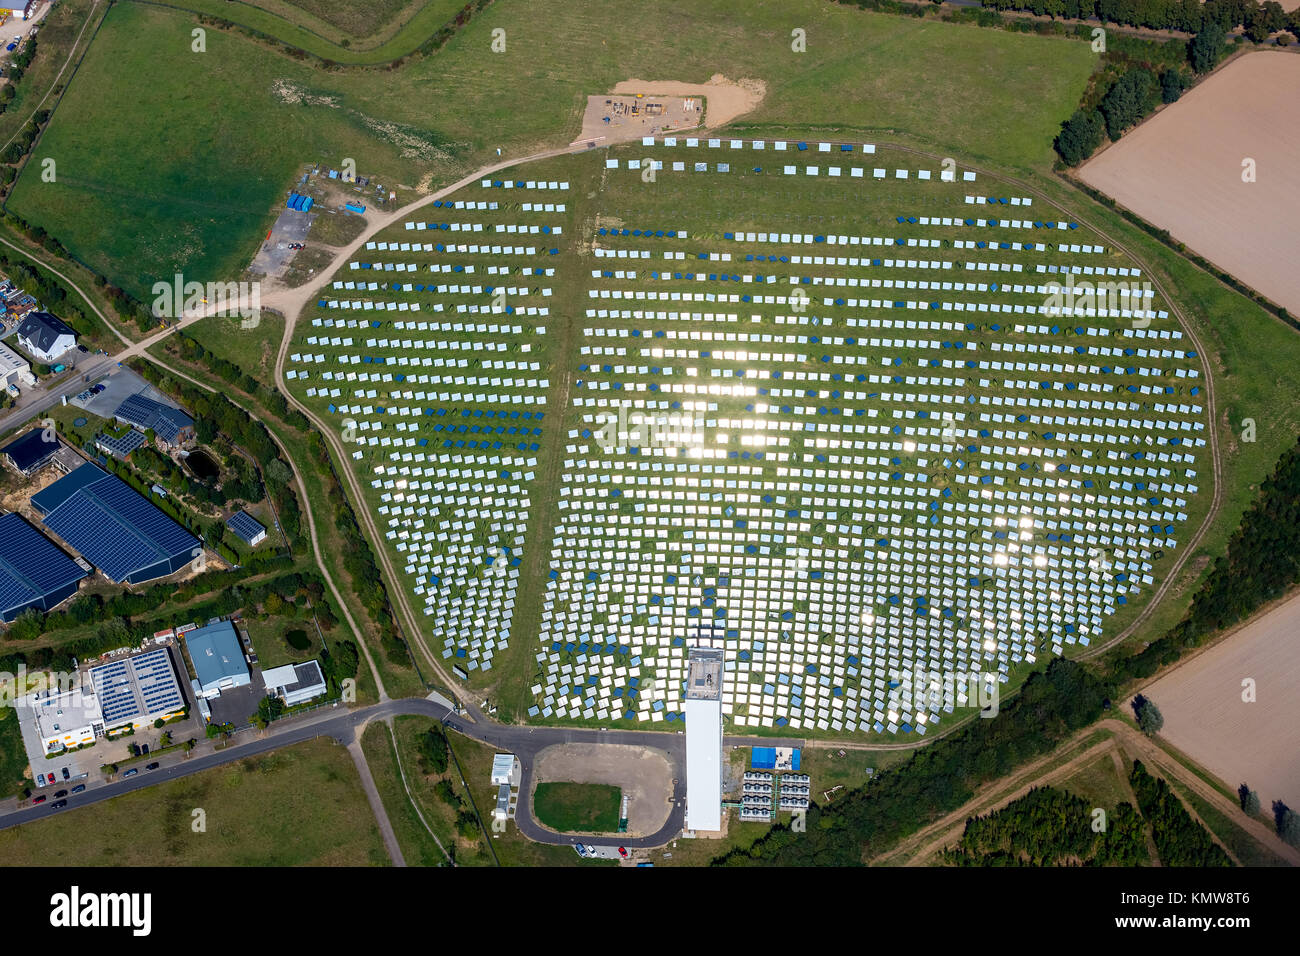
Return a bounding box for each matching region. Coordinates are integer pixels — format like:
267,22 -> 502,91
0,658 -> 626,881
533,781 -> 621,834
0,737 -> 389,864
12,0 -> 1095,300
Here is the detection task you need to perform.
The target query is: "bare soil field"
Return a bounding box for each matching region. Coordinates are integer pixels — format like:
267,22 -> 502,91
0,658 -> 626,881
1079,52 -> 1300,314
1140,588 -> 1300,812
532,742 -> 673,837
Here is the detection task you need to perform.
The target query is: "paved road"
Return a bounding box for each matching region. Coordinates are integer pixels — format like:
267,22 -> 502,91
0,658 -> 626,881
0,696 -> 698,849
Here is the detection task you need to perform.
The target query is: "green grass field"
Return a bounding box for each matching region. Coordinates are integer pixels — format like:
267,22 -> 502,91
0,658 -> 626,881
0,737 -> 389,865
9,0 -> 1095,300
532,781 -> 622,834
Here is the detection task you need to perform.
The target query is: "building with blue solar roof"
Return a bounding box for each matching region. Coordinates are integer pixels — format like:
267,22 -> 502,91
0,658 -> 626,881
112,393 -> 195,448
2,428 -> 63,477
32,463 -> 201,584
225,510 -> 266,547
88,646 -> 186,734
0,512 -> 89,622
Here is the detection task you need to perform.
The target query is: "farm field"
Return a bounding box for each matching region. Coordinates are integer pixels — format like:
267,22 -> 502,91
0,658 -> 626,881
282,138 -> 1211,741
0,738 -> 389,865
1078,53 -> 1300,316
1139,587 -> 1300,813
9,0 -> 1095,301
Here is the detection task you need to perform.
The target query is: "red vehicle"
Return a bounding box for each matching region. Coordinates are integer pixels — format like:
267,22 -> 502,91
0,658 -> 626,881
617,846 -> 628,858
31,795 -> 46,805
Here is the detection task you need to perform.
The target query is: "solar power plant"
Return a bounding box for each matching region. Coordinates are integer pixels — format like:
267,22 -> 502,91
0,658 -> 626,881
0,512 -> 88,616
38,464 -> 200,583
284,141 -> 1206,737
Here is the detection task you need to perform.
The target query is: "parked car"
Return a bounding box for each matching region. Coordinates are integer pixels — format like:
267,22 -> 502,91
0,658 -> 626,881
54,790 -> 67,798
71,784 -> 86,794
122,768 -> 138,778
52,800 -> 67,809
35,773 -> 45,786
4,44 -> 15,53
617,846 -> 628,858
61,767 -> 69,780
145,762 -> 159,771
31,794 -> 45,804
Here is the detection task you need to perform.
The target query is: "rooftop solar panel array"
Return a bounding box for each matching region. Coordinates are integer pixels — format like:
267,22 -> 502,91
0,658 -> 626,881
37,463 -> 200,583
225,510 -> 265,542
96,429 -> 147,459
90,648 -> 184,726
0,512 -> 88,617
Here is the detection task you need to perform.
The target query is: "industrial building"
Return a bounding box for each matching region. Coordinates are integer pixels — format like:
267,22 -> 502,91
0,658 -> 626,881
491,753 -> 521,786
32,462 -> 201,584
260,659 -> 327,706
15,311 -> 77,363
26,681 -> 101,755
225,510 -> 267,547
683,646 -> 724,833
88,646 -> 187,734
0,512 -> 89,623
113,393 -> 195,447
185,620 -> 251,698
22,646 -> 186,755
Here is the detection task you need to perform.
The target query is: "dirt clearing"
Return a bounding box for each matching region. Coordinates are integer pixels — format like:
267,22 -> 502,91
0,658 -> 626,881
1078,52 -> 1300,315
573,74 -> 764,144
532,742 -> 673,837
1140,588 -> 1300,812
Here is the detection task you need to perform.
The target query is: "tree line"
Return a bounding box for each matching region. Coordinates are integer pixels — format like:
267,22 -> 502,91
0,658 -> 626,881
714,658 -> 1111,865
981,0 -> 1299,40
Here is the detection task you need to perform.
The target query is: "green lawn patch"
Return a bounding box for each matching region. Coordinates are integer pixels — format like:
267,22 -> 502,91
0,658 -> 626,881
533,781 -> 621,834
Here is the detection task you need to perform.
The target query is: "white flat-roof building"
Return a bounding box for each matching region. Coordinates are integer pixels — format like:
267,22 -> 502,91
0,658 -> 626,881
23,680 -> 101,756
0,340 -> 30,388
683,646 -> 724,833
491,752 -> 520,786
260,659 -> 327,706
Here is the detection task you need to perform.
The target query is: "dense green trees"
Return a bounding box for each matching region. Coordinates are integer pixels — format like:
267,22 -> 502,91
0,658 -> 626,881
1130,761 -> 1232,865
1189,22 -> 1227,72
1133,694 -> 1164,735
981,0 -> 1298,39
942,786 -> 1148,865
1099,67 -> 1156,139
1055,109 -> 1106,165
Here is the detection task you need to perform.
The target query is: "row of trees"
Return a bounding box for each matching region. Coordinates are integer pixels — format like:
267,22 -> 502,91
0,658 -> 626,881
0,570 -> 336,673
982,0 -> 1298,40
714,659 -> 1111,865
1055,27 -> 1223,164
